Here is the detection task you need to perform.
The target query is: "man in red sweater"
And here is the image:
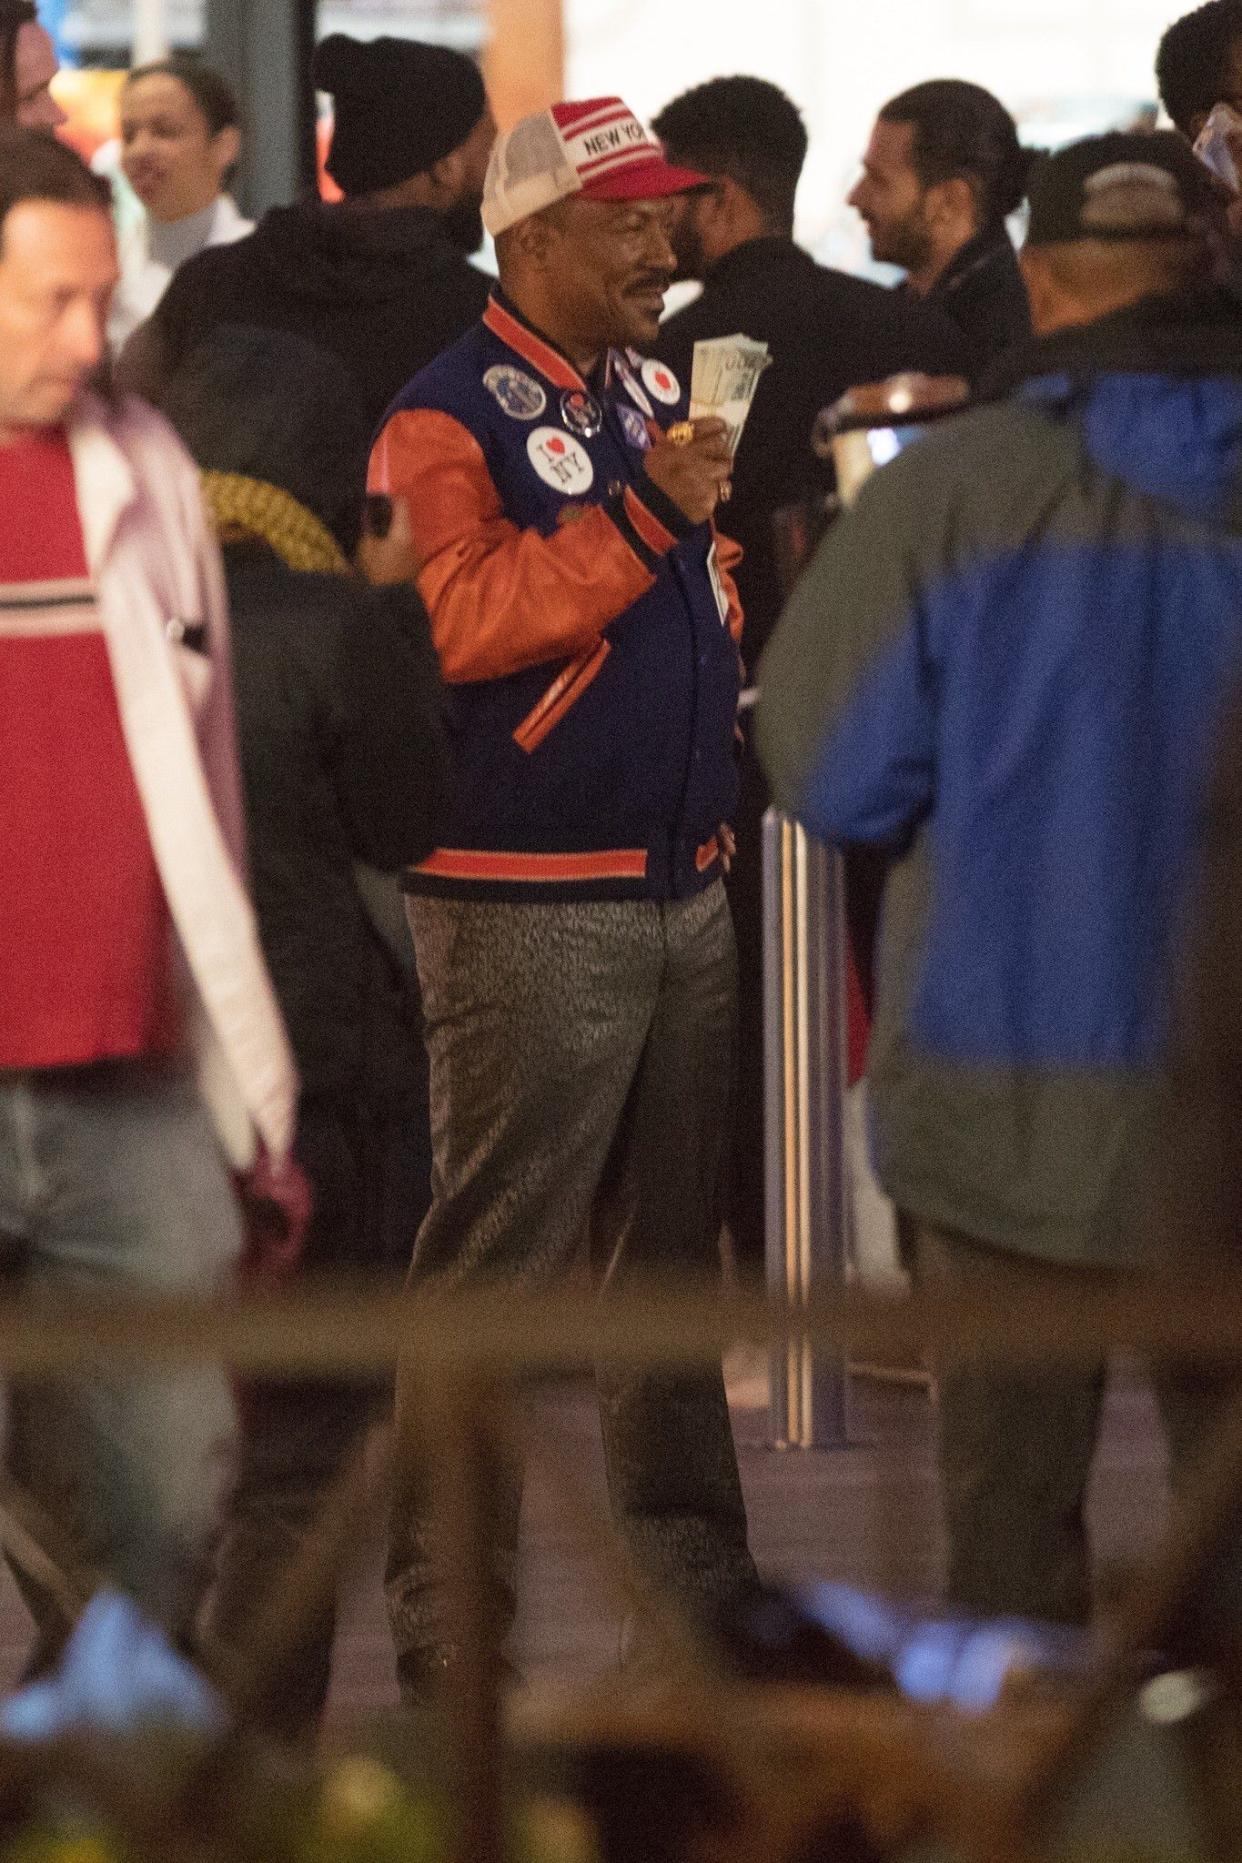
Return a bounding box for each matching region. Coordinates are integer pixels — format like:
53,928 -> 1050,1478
0,128 -> 298,1659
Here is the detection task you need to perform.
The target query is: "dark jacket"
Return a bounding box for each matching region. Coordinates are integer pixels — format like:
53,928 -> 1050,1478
370,292 -> 743,903
656,237 -> 970,659
118,201 -> 492,437
914,227 -> 1032,378
758,289 -> 1242,1268
224,542 -> 447,1111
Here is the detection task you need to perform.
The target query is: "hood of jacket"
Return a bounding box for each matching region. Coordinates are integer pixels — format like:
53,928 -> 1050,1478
245,199 -> 486,307
986,288 -> 1242,532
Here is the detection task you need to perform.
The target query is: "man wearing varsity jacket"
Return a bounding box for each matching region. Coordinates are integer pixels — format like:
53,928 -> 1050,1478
0,131 -> 297,1657
370,97 -> 759,1690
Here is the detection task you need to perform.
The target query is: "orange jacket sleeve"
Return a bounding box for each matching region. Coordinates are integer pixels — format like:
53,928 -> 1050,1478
369,409 -> 685,685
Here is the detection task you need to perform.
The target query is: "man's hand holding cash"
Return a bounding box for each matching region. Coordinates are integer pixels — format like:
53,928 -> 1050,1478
688,334 -> 771,458
644,336 -> 771,522
645,417 -> 734,525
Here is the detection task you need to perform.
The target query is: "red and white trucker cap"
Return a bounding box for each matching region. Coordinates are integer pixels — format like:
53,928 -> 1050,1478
482,97 -> 710,237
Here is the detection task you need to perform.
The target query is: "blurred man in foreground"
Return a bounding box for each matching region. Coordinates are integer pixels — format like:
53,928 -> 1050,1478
0,130 -> 298,1654
850,79 -> 1033,374
759,134 -> 1241,1625
371,97 -> 758,1691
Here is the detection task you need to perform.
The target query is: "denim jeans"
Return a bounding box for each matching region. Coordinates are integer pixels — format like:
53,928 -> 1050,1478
0,1060 -> 241,1650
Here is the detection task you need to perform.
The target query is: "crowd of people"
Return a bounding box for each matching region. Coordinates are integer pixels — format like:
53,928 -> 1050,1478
3,0 -> 1242,1729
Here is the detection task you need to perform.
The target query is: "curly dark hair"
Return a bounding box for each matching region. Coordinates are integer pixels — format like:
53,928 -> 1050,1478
0,0 -> 37,124
1156,1 -> 1242,135
651,76 -> 808,235
879,78 -> 1036,231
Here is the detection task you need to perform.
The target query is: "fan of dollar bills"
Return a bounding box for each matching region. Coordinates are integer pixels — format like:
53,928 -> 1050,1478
689,335 -> 772,457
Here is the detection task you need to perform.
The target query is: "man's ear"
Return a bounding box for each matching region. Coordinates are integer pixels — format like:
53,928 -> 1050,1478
213,124 -> 242,180
1018,245 -> 1058,333
930,173 -> 978,231
428,144 -> 466,204
512,209 -> 559,266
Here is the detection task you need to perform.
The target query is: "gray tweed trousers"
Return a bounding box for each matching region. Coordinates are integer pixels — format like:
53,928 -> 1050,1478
386,882 -> 756,1664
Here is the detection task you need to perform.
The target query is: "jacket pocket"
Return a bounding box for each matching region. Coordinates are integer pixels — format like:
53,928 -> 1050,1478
513,638 -> 611,755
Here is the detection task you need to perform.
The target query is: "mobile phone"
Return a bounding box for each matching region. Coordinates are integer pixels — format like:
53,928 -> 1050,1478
1195,102 -> 1242,192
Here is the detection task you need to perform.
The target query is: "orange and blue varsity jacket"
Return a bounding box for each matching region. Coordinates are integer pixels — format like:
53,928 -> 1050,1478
368,291 -> 744,902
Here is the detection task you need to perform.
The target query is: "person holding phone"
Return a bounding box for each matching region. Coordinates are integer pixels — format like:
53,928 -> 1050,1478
1158,2 -> 1242,241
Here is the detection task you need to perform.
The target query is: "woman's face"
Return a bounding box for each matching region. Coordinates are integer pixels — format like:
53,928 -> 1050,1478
120,73 -> 238,223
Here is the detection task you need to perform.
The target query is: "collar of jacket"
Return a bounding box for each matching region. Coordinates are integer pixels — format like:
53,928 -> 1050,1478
66,391 -> 139,570
979,286 -> 1242,405
930,226 -> 1014,301
483,289 -> 599,393
701,233 -> 812,291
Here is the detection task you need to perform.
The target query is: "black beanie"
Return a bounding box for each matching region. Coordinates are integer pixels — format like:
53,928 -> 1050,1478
314,33 -> 486,196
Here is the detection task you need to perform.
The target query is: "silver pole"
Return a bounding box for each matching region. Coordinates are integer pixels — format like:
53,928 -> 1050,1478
764,808 -> 853,1448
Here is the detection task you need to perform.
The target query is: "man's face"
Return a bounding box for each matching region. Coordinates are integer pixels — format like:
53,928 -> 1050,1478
13,23 -> 65,129
0,202 -> 117,440
542,195 -> 678,353
848,118 -> 934,272
1204,33 -> 1242,130
665,185 -> 714,282
441,106 -> 496,253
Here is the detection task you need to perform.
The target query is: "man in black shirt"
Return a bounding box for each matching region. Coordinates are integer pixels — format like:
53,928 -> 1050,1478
849,79 -> 1033,376
117,34 -> 494,433
653,76 -> 967,1271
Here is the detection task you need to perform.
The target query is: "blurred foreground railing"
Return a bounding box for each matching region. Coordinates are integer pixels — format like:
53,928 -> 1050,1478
4,1271 -> 1242,1863
0,1270 -> 1232,1377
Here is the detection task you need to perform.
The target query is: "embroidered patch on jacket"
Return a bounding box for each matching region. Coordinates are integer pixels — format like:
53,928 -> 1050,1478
641,358 -> 681,406
613,352 -> 655,417
527,427 -> 595,494
483,365 -> 548,420
618,405 -> 652,452
560,388 -> 603,439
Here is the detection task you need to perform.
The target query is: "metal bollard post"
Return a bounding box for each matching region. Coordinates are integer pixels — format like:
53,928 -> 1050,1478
763,808 -> 854,1449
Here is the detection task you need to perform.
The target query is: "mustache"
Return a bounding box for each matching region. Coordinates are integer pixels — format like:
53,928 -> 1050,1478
627,272 -> 673,294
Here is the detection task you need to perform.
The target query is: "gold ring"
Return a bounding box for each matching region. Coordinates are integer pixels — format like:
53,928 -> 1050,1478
719,479 -> 732,504
666,421 -> 695,446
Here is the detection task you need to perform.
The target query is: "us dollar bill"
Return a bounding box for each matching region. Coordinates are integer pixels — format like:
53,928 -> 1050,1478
689,334 -> 772,457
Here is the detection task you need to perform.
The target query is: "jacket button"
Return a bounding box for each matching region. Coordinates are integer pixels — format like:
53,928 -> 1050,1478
608,480 -> 624,498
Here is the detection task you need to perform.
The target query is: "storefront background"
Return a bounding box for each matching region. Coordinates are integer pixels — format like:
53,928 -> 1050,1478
51,0 -> 1183,265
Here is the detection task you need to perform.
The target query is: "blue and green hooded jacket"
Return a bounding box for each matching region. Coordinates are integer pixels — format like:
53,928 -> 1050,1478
757,291 -> 1242,1266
